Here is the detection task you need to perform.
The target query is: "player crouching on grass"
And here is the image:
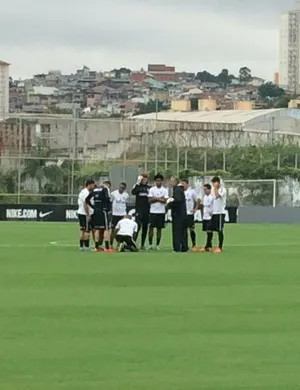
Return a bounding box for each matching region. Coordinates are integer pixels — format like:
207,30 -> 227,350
115,215 -> 138,252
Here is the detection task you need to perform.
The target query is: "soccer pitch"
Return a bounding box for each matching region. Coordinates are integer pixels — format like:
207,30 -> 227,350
1,222 -> 300,390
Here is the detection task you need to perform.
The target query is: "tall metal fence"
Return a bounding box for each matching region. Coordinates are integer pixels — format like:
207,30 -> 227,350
1,115 -> 300,206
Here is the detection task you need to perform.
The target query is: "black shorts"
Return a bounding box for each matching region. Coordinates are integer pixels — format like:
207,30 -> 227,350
135,210 -> 149,225
78,214 -> 91,232
202,219 -> 212,232
186,214 -> 195,229
211,214 -> 225,232
112,215 -> 124,228
149,213 -> 165,229
92,210 -> 111,230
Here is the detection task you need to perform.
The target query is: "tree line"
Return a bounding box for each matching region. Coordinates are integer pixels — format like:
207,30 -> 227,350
1,144 -> 300,204
196,66 -> 252,87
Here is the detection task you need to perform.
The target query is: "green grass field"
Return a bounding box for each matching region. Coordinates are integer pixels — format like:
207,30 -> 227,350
1,222 -> 300,389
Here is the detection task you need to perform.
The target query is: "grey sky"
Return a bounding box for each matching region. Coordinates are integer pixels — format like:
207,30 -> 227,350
0,0 -> 294,80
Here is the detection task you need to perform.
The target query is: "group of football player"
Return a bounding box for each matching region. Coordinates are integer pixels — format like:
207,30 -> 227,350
77,173 -> 226,253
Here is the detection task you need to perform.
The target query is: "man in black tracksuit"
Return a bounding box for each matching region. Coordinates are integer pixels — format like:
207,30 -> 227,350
131,174 -> 151,249
168,177 -> 188,252
85,184 -> 111,251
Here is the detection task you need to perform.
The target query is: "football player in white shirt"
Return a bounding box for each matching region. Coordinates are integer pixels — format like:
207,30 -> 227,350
199,183 -> 214,252
148,173 -> 169,250
181,179 -> 199,250
211,176 -> 227,253
110,182 -> 129,248
77,179 -> 95,251
115,215 -> 138,252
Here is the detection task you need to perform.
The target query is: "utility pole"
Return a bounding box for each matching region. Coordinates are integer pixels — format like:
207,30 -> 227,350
17,116 -> 22,204
70,100 -> 77,204
154,87 -> 158,172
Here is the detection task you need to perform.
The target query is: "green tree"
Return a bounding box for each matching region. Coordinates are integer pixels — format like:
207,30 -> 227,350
216,69 -> 234,89
0,170 -> 18,203
0,170 -> 17,193
239,66 -> 252,84
21,144 -> 66,194
274,95 -> 291,108
47,106 -> 72,115
258,82 -> 284,99
134,100 -> 165,115
22,147 -> 49,193
196,71 -> 217,83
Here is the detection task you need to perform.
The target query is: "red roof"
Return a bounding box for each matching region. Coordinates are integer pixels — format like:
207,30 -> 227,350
148,64 -> 175,72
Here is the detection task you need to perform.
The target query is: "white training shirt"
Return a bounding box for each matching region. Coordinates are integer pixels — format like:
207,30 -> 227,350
202,194 -> 214,220
77,188 -> 93,215
111,190 -> 129,216
211,186 -> 227,214
116,218 -> 138,237
148,186 -> 168,214
184,188 -> 198,215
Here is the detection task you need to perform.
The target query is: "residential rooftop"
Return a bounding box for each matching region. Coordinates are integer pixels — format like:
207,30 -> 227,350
133,109 -> 282,124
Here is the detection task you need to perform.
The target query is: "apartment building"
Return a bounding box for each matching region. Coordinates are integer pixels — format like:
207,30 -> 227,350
279,1 -> 300,92
0,60 -> 10,120
130,64 -> 176,83
147,64 -> 175,82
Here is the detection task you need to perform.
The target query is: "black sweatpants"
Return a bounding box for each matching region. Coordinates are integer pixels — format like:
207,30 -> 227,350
171,215 -> 188,252
116,234 -> 138,252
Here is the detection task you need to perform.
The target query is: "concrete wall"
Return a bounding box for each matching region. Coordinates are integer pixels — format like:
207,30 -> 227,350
239,206 -> 300,223
5,109 -> 300,162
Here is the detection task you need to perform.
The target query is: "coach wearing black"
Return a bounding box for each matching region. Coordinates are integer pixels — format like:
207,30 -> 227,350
168,177 -> 188,252
85,183 -> 111,251
131,174 -> 151,249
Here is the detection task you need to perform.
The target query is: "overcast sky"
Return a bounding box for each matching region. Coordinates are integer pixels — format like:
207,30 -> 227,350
0,0 -> 295,80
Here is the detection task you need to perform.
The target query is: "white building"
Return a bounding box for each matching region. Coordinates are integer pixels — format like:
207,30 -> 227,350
0,60 -> 10,120
279,1 -> 300,92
